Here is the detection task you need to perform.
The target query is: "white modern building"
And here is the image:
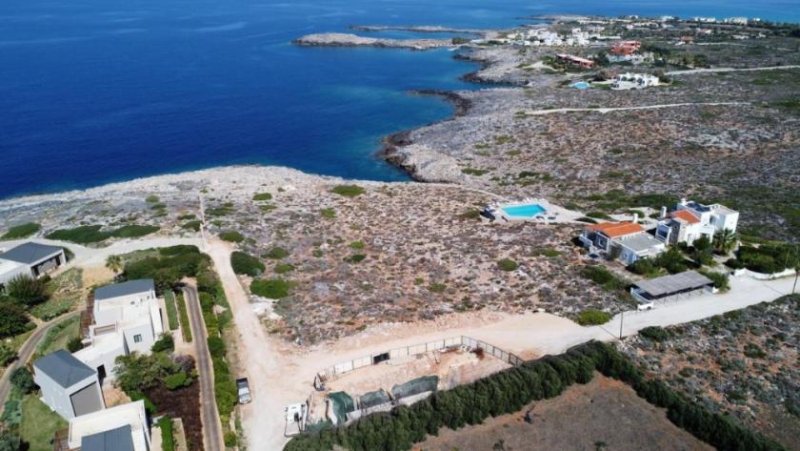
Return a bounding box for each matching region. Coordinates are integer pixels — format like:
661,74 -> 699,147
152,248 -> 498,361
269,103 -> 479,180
66,400 -> 151,451
0,242 -> 66,289
580,221 -> 666,265
74,279 -> 164,382
655,199 -> 739,246
611,72 -> 660,90
33,350 -> 105,420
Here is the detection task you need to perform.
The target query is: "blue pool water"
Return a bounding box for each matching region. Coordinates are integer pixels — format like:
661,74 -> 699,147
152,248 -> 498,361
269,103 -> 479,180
1,0 -> 797,199
572,81 -> 591,90
501,204 -> 547,218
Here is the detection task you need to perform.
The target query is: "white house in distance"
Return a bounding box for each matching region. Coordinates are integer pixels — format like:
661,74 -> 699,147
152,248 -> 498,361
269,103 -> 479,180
74,279 -> 164,382
65,400 -> 151,451
611,72 -> 660,90
655,199 -> 739,246
33,350 -> 105,420
0,242 -> 66,289
580,221 -> 666,265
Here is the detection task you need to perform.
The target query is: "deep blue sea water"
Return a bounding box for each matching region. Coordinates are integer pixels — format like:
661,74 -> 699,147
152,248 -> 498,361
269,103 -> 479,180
1,0 -> 798,199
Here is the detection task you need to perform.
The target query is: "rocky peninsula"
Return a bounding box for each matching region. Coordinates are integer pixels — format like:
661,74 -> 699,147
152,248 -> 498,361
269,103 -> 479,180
294,33 -> 455,50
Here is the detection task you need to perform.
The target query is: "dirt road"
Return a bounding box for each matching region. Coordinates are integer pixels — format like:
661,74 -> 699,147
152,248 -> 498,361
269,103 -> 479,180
183,285 -> 224,451
667,64 -> 800,76
521,102 -> 749,117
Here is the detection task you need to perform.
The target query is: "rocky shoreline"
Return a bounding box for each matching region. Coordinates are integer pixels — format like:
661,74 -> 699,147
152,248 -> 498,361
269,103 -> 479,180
293,33 -> 454,51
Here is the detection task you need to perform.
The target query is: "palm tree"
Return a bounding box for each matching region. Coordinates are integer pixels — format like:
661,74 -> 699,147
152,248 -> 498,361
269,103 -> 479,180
105,255 -> 123,275
713,228 -> 737,255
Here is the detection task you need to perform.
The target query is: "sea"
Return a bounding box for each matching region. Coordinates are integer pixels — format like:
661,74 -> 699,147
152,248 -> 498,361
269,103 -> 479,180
1,0 -> 798,199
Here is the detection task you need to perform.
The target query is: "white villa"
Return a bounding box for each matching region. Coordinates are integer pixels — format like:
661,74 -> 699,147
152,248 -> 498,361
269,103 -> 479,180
655,199 -> 739,246
611,72 -> 660,90
0,242 -> 66,289
580,221 -> 666,266
33,350 -> 105,420
65,400 -> 151,451
74,279 -> 164,382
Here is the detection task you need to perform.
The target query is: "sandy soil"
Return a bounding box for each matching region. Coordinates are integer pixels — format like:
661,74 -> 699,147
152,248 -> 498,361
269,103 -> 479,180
416,375 -> 712,451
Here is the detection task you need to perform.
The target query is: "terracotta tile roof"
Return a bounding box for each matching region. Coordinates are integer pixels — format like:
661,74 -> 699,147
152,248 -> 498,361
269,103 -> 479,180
671,210 -> 700,224
587,222 -> 644,238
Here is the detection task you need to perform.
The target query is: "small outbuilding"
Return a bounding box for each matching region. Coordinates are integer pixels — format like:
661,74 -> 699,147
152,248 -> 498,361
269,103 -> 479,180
631,270 -> 714,304
0,242 -> 66,288
33,350 -> 105,420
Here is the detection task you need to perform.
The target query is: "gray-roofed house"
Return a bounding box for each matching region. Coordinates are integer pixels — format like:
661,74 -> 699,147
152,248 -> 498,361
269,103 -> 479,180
613,232 -> 667,266
0,242 -> 66,288
33,350 -> 105,420
631,270 -> 715,305
94,279 -> 156,302
67,400 -> 151,451
81,425 -> 135,451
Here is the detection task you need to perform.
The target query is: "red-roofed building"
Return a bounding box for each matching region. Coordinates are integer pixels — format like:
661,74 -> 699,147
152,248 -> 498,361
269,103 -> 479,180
556,53 -> 595,69
611,40 -> 641,56
580,221 -> 666,265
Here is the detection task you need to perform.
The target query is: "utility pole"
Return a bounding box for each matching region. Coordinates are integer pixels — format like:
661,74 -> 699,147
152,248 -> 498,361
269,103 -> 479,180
619,310 -> 624,340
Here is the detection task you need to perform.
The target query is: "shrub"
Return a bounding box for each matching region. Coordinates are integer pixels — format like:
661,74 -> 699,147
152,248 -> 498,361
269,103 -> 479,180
111,225 -> 160,239
164,371 -> 191,390
699,270 -> 730,291
253,192 -> 273,201
67,337 -> 84,353
224,432 -> 238,447
152,333 -> 175,353
10,368 -> 36,394
251,279 -> 292,299
321,208 -> 336,219
264,247 -> 289,260
628,258 -> 661,277
46,225 -> 108,243
6,274 -> 49,306
344,254 -> 366,264
653,247 -> 689,274
581,265 -> 626,291
207,336 -> 226,359
0,303 -> 32,338
349,241 -> 365,250
274,263 -> 295,274
1,223 -> 41,240
497,259 -> 519,271
428,283 -> 447,293
176,293 -> 192,343
0,344 -> 15,366
219,231 -> 245,243
231,252 -> 265,276
182,220 -> 202,232
639,326 -> 671,342
576,309 -> 612,326
331,185 -> 365,197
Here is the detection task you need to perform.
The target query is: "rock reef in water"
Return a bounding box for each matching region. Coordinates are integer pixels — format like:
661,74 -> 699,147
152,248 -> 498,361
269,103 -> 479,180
294,33 -> 454,50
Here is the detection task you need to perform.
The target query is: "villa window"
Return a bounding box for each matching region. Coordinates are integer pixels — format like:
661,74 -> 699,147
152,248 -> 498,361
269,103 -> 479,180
133,334 -> 142,343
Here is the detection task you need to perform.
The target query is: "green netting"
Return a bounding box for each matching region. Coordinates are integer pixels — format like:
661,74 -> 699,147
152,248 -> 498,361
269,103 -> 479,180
328,391 -> 355,424
391,375 -> 439,400
359,389 -> 391,409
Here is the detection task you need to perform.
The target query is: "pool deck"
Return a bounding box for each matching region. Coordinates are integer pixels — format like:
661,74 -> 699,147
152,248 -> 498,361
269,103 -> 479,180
484,198 -> 584,224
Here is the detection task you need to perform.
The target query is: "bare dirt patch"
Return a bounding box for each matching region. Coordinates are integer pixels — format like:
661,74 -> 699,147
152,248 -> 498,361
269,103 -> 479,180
416,374 -> 712,451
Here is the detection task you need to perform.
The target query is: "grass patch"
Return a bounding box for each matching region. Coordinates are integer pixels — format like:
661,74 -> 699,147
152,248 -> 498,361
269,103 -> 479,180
461,167 -> 490,176
1,223 -> 41,240
253,192 -> 273,201
20,394 -> 67,451
274,263 -> 295,274
344,254 -> 366,264
581,265 -> 627,291
320,208 -> 336,219
349,241 -> 365,250
219,231 -> 245,243
331,185 -> 365,197
251,279 -> 292,299
35,316 -> 80,358
576,309 -> 612,326
176,292 -> 192,343
163,291 -> 180,331
428,283 -> 447,293
29,268 -> 83,321
46,224 -> 159,244
159,417 -> 176,451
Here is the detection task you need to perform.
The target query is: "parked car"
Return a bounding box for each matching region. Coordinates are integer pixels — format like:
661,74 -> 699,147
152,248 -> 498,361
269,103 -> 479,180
236,378 -> 252,404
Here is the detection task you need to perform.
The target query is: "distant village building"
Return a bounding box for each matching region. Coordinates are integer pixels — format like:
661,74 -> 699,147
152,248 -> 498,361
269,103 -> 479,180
33,350 -> 105,420
724,17 -> 749,25
0,242 -> 66,289
74,279 -> 164,382
655,199 -> 739,246
611,72 -> 660,90
580,221 -> 666,265
556,53 -> 595,69
610,40 -> 641,56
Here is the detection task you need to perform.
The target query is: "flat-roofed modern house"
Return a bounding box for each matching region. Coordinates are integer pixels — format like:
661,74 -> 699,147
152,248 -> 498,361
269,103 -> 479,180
74,279 -> 163,382
0,242 -> 66,288
656,199 -> 739,245
580,221 -> 666,265
65,400 -> 150,451
630,270 -> 715,305
33,350 -> 105,420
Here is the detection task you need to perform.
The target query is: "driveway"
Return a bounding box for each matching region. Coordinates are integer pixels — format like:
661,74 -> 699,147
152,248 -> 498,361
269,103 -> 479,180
183,285 -> 224,451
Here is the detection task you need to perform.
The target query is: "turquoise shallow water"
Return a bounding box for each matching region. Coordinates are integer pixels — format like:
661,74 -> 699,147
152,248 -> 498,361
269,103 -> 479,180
0,0 -> 797,199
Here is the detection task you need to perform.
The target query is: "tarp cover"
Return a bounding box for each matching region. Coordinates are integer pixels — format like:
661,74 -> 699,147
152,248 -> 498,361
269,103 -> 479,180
392,376 -> 439,400
359,389 -> 391,409
328,391 -> 355,424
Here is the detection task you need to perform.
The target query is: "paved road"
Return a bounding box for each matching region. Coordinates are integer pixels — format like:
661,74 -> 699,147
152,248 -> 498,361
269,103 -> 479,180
0,311 -> 81,414
183,285 -> 224,451
521,101 -> 749,116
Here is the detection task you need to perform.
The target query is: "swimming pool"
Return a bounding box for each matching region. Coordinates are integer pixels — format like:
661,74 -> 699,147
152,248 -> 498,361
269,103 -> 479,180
572,81 -> 590,90
501,203 -> 546,218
